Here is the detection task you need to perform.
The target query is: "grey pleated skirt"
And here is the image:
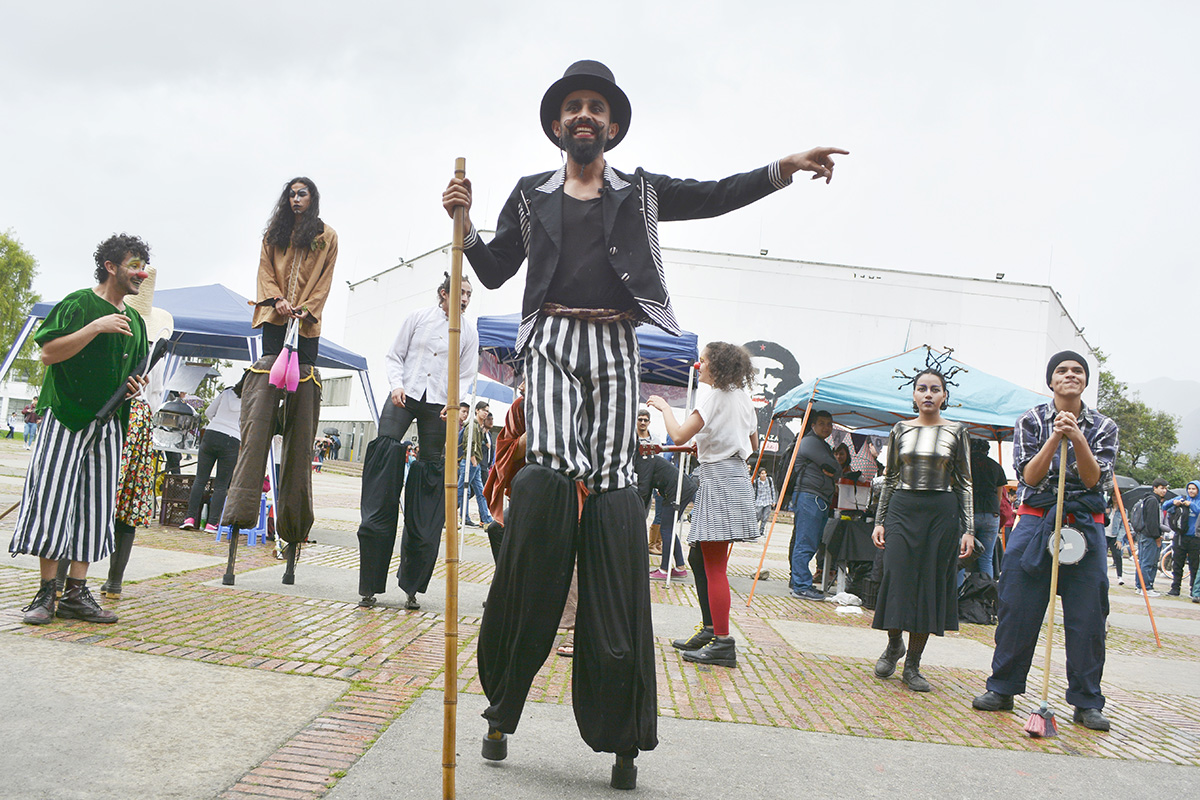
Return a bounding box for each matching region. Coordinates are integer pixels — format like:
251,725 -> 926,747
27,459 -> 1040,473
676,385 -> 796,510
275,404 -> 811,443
688,456 -> 761,545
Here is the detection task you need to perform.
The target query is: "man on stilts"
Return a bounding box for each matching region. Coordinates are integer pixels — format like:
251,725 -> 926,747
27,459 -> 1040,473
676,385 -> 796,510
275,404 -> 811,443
442,59 -> 847,789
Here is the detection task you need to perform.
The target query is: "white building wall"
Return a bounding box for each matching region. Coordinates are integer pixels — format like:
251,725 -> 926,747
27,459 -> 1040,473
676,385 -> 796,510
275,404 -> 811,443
334,243 -> 1095,449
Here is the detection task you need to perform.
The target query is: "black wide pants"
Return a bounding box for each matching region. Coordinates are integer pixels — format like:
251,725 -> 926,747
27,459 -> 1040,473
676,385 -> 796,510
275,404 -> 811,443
356,395 -> 445,596
477,465 -> 657,753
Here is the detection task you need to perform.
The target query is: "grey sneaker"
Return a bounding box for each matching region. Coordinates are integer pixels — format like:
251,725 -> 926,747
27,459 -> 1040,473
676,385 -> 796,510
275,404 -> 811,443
791,587 -> 825,601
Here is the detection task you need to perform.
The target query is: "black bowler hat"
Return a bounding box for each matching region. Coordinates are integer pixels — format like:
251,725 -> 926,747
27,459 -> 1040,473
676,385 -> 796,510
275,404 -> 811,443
540,60 -> 631,151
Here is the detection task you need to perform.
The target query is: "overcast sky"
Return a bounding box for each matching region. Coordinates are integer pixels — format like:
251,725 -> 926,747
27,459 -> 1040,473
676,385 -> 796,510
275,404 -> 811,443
2,1 -> 1195,386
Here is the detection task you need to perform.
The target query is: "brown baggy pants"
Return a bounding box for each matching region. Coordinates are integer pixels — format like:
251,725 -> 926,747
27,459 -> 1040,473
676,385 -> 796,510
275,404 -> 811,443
222,357 -> 321,544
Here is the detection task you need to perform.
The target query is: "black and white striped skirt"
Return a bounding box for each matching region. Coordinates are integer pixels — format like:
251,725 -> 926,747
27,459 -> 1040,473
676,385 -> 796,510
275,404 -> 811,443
688,456 -> 760,544
8,410 -> 123,562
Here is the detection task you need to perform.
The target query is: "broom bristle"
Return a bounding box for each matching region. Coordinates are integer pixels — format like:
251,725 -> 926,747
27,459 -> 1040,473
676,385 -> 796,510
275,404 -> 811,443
1024,705 -> 1058,738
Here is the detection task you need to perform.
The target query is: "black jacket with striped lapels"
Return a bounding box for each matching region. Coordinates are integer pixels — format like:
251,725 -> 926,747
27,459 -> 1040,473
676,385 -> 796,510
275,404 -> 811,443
463,161 -> 792,352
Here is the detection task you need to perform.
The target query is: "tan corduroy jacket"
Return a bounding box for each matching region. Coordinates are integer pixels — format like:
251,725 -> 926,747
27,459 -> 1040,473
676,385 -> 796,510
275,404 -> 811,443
252,222 -> 338,338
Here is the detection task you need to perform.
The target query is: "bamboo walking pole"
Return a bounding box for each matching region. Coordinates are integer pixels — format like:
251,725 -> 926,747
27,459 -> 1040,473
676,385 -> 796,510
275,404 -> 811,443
1025,440 -> 1068,737
442,157 -> 466,799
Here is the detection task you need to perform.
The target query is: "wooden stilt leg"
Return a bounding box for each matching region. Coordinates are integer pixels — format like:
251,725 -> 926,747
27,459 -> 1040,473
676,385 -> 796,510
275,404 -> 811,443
222,525 -> 240,585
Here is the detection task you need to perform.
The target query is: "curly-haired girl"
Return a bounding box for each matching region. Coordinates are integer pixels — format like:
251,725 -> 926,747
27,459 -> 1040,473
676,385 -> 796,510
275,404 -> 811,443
647,341 -> 760,668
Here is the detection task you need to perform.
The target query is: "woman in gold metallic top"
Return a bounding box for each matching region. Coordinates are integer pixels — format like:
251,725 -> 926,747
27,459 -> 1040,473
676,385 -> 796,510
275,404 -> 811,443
870,369 -> 975,692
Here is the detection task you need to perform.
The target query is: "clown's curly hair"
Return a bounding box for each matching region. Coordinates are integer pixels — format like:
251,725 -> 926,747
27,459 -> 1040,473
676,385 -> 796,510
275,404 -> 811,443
93,233 -> 150,284
703,341 -> 756,392
263,176 -> 324,251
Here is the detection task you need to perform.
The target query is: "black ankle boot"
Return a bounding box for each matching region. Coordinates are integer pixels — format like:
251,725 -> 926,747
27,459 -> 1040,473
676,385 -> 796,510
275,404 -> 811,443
874,638 -> 906,678
57,578 -> 118,623
22,579 -> 57,625
681,635 -> 737,667
611,748 -> 637,790
901,655 -> 931,692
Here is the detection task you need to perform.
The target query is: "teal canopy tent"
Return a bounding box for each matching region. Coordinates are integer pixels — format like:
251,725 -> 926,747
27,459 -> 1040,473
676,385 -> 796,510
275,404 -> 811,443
770,345 -> 1050,441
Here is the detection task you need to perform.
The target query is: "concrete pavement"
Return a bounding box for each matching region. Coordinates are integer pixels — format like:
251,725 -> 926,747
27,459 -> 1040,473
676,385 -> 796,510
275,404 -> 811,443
1,438 -> 1198,799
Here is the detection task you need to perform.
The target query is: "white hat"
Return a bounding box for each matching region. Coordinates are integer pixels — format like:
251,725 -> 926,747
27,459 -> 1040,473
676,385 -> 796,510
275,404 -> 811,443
125,266 -> 174,344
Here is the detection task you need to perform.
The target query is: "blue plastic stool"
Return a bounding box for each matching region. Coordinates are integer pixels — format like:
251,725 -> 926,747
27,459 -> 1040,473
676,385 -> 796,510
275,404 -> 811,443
215,494 -> 269,546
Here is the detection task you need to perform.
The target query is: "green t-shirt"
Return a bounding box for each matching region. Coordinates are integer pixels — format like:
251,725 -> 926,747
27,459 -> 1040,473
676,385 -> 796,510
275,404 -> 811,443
35,288 -> 148,432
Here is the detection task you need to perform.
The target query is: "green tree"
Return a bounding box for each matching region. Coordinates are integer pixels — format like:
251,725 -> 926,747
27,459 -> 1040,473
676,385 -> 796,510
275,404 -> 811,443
1096,349 -> 1193,485
0,230 -> 43,387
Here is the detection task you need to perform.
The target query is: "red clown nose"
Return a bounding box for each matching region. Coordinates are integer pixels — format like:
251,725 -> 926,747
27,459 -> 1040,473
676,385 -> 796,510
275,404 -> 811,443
134,271 -> 149,279
694,361 -> 701,370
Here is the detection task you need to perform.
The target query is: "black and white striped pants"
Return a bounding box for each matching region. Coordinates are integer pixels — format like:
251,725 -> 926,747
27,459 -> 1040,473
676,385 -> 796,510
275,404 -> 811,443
525,315 -> 639,493
8,410 -> 123,563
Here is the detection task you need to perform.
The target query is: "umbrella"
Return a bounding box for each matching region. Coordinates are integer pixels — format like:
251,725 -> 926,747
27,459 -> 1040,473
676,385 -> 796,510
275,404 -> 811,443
323,427 -> 340,436
1116,485 -> 1183,510
1113,475 -> 1138,491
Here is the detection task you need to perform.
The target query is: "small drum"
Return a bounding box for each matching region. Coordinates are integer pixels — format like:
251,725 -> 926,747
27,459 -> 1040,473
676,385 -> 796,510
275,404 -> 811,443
1048,525 -> 1089,565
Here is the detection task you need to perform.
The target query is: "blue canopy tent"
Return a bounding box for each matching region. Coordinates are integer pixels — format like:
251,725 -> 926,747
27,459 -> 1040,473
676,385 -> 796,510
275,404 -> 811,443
476,312 -> 699,390
770,345 -> 1049,441
4,284 -> 378,423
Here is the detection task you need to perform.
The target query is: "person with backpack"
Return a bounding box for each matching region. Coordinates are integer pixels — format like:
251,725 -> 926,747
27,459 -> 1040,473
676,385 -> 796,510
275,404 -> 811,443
1132,479 -> 1170,596
1164,480 -> 1200,597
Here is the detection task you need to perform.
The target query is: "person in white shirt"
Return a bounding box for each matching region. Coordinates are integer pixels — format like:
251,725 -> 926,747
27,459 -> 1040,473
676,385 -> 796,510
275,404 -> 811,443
356,274 -> 478,609
647,342 -> 760,669
181,385 -> 243,532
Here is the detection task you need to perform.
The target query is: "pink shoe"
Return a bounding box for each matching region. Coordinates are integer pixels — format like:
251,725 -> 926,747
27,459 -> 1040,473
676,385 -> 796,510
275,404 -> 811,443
204,524 -> 219,533
649,569 -> 669,581
179,518 -> 196,530
671,568 -> 688,579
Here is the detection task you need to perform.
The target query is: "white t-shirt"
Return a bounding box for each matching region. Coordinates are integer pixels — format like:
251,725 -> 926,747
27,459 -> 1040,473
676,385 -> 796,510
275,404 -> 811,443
693,386 -> 756,463
203,387 -> 242,441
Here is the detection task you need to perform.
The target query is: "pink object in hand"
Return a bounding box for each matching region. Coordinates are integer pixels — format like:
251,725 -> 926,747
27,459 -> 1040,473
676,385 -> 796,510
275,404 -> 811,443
268,350 -> 289,389
284,349 -> 300,392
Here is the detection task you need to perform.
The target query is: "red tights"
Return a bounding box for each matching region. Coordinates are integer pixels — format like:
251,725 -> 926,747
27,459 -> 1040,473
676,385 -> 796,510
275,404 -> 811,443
700,541 -> 731,637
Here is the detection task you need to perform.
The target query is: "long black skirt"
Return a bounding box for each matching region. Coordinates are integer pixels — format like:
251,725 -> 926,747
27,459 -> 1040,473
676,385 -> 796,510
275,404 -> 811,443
871,489 -> 960,635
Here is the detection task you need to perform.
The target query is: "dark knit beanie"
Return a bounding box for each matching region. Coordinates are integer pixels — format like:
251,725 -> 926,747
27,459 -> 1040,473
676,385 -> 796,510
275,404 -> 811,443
1046,350 -> 1089,388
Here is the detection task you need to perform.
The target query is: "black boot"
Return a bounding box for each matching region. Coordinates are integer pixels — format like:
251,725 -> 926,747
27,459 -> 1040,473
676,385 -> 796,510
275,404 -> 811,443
901,655 -> 931,692
874,636 -> 906,679
57,578 -> 118,623
22,579 -> 57,625
681,635 -> 737,667
611,748 -> 638,790
672,625 -> 714,651
101,523 -> 136,599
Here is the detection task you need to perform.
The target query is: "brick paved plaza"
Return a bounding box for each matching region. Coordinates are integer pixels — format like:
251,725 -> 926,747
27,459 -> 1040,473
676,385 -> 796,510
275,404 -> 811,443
1,438 -> 1196,798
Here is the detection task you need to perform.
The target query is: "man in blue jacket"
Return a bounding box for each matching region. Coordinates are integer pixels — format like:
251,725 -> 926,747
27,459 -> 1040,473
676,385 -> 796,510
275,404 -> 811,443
442,59 -> 846,787
1165,480 -> 1200,597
